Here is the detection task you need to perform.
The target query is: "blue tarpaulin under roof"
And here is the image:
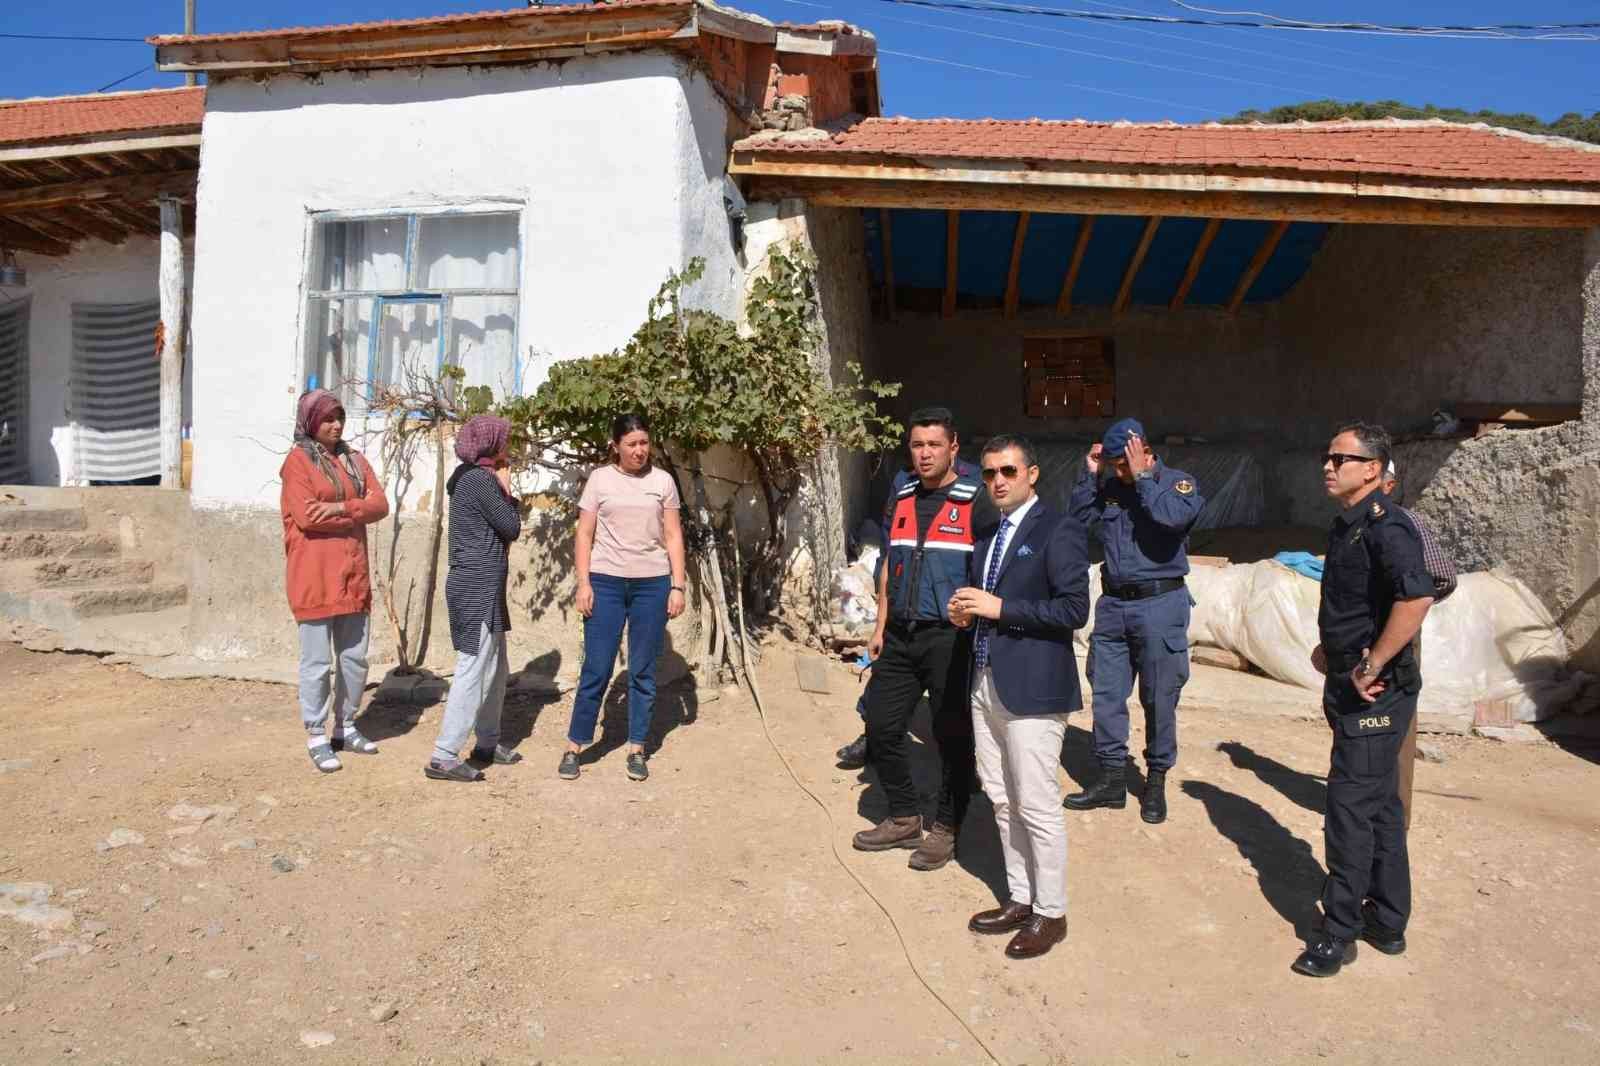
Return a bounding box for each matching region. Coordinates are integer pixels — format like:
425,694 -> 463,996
862,209 -> 1329,311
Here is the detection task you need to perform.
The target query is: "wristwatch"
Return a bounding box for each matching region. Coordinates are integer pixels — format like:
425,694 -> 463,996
1135,470 -> 1155,481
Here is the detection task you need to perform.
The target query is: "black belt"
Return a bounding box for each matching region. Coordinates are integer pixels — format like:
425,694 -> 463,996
1102,575 -> 1186,601
888,617 -> 952,634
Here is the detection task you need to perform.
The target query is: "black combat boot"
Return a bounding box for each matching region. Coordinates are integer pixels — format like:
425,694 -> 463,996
835,733 -> 869,770
1140,769 -> 1168,824
1063,764 -> 1126,811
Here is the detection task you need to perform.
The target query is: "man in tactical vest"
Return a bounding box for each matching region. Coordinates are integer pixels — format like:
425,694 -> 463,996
853,408 -> 987,871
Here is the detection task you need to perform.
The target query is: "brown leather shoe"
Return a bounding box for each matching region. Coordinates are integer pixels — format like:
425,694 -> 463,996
852,815 -> 923,852
908,822 -> 956,871
969,901 -> 1032,935
1005,915 -> 1067,959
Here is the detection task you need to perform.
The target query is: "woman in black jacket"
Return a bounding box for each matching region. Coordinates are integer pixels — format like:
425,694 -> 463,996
425,415 -> 523,782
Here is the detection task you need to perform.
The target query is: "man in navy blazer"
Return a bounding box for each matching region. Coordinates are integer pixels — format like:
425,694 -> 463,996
949,433 -> 1090,961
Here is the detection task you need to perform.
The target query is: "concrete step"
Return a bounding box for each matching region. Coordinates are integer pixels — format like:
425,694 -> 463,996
0,507 -> 88,533
2,583 -> 189,628
16,558 -> 156,589
0,531 -> 121,560
40,583 -> 188,619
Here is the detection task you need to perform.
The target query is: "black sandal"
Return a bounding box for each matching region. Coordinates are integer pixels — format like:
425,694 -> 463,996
423,759 -> 484,782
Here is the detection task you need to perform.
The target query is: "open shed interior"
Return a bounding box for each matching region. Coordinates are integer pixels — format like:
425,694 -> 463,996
848,209 -> 1585,562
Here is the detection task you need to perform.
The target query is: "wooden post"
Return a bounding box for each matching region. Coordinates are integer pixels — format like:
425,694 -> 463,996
878,208 -> 896,321
158,195 -> 186,489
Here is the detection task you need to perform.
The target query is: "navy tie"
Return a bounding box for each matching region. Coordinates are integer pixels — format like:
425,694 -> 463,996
974,516 -> 1011,671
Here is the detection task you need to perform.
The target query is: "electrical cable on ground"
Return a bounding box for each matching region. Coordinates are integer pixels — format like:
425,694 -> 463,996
726,529 -> 1004,1066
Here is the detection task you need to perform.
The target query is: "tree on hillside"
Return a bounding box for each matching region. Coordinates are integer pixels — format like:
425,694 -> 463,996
1225,100 -> 1600,146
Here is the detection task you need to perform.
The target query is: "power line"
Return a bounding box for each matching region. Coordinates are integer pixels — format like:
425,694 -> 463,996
878,46 -> 1224,113
95,64 -> 155,94
907,1 -> 1343,95
846,1 -> 1330,95
856,0 -> 1600,41
0,32 -> 146,43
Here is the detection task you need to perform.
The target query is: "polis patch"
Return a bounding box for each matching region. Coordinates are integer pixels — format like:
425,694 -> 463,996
1341,712 -> 1399,738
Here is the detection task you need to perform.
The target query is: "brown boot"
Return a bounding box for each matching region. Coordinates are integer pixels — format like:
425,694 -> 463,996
908,822 -> 957,871
852,815 -> 923,852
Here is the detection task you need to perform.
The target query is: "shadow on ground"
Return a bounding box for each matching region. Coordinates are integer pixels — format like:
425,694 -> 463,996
1182,779 -> 1325,940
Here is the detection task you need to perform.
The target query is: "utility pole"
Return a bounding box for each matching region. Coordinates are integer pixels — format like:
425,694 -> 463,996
184,0 -> 196,86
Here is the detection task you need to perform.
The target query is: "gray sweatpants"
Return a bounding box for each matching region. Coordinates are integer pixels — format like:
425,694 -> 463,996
431,623 -> 508,763
297,612 -> 370,736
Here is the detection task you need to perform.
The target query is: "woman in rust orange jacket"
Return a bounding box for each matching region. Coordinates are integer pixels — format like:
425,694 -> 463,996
280,389 -> 389,773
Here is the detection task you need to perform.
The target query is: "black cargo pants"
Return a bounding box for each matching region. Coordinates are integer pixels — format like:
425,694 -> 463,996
864,619 -> 976,831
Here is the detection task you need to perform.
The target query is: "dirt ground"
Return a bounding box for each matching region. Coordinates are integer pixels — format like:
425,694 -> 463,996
1,637 -> 1598,1066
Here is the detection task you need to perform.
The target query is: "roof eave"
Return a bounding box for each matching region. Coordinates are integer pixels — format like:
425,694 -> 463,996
729,153 -> 1600,228
153,5 -> 699,74
151,2 -> 875,75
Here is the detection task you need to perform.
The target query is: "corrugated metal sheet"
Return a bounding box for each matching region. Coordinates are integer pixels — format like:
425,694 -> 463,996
71,301 -> 161,484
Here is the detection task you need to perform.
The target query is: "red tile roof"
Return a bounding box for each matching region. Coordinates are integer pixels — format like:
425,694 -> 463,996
737,117 -> 1600,186
0,87 -> 205,148
148,0 -> 693,44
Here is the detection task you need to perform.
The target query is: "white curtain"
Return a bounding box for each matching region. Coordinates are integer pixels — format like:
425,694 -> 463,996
448,295 -> 517,394
317,218 -> 406,292
418,214 -> 518,290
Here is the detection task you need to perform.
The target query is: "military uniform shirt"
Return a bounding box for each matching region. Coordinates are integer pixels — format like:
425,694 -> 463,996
1069,459 -> 1204,585
1318,488 -> 1435,666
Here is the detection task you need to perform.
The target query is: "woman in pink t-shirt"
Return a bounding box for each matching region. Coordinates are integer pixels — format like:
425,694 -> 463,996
559,413 -> 687,783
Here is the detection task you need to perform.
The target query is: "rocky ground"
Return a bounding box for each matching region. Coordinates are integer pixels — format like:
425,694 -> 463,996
1,637 -> 1598,1065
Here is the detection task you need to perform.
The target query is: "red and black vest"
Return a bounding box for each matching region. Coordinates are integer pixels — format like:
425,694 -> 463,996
885,473 -> 981,623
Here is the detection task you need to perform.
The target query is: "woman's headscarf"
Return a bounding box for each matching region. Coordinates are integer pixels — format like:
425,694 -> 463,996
454,415 -> 511,471
293,388 -> 366,500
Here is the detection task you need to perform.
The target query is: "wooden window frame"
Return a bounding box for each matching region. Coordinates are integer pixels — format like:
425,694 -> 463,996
1022,331 -> 1115,419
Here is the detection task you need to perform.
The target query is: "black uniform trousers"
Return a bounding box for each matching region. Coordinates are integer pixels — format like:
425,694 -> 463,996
864,619 -> 976,830
1320,669 -> 1415,941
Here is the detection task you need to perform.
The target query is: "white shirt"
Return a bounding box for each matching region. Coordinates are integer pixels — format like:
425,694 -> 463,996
981,492 -> 1039,588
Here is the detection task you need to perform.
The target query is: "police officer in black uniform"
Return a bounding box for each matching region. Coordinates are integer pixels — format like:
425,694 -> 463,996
1294,421 -> 1436,978
853,408 -> 990,872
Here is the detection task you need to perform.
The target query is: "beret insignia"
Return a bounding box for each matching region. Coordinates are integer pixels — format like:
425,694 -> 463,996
1175,479 -> 1194,496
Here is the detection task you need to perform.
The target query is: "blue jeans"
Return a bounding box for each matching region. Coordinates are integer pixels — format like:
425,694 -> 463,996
568,574 -> 671,747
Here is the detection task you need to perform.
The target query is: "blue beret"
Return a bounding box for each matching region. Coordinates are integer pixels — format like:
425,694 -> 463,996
1100,418 -> 1146,459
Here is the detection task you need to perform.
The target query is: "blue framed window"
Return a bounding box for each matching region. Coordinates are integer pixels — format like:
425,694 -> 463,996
302,210 -> 520,409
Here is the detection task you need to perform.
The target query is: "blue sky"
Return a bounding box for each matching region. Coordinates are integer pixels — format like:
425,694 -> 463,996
4,0 -> 1598,124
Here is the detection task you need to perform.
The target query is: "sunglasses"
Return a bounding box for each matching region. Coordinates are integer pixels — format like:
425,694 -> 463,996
1322,452 -> 1378,470
981,465 -> 1025,481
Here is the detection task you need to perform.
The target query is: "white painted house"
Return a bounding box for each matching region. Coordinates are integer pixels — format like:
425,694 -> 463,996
149,0 -> 877,664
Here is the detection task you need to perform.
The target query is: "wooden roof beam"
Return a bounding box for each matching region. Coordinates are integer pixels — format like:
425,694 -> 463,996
95,202 -> 163,238
737,176 -> 1600,229
942,209 -> 959,319
1169,218 -> 1222,311
1056,216 -> 1094,316
50,205 -> 130,245
1003,211 -> 1030,319
879,208 -> 896,321
1114,216 -> 1162,316
1227,220 -> 1292,315
0,218 -> 71,257
0,169 -> 197,212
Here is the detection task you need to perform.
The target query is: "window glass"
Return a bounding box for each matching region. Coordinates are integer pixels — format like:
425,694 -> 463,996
372,300 -> 442,397
447,295 -> 518,395
304,296 -> 376,408
314,217 -> 407,293
417,213 -> 518,291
